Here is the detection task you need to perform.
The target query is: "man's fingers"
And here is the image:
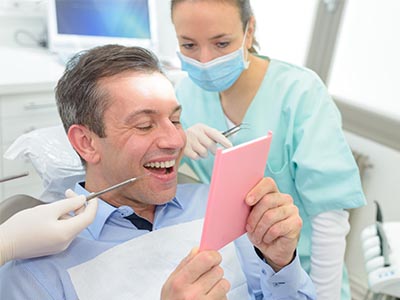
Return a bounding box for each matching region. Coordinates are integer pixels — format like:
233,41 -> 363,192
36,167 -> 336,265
246,193 -> 292,233
172,247 -> 199,274
178,250 -> 223,284
206,278 -> 230,299
194,265 -> 226,295
245,177 -> 279,206
249,203 -> 296,242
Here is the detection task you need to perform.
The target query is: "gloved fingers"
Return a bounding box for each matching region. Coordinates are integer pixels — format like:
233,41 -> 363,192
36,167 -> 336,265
64,189 -> 87,215
186,136 -> 210,159
61,198 -> 98,234
51,194 -> 87,217
191,138 -> 212,158
65,188 -> 78,198
184,146 -> 202,160
204,127 -> 233,149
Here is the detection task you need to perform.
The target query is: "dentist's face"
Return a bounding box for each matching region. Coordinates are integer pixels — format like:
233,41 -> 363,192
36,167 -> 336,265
172,0 -> 247,63
93,71 -> 186,207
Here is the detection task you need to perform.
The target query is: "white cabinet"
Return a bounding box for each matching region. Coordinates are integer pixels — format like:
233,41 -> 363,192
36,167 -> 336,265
0,47 -> 64,200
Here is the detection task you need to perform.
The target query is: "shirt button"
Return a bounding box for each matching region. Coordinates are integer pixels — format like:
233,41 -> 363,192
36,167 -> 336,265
262,269 -> 267,275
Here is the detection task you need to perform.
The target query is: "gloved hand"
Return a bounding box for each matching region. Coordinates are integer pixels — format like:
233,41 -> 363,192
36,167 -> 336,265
184,123 -> 233,160
0,192 -> 98,266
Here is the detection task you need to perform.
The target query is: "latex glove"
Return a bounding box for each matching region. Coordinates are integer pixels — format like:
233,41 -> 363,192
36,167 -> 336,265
0,193 -> 98,266
161,247 -> 230,300
184,123 -> 233,160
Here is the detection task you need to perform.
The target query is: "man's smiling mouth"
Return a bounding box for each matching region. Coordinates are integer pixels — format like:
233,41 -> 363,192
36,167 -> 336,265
144,159 -> 175,174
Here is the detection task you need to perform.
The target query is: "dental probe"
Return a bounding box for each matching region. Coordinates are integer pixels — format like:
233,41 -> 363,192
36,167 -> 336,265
85,173 -> 149,201
0,172 -> 29,183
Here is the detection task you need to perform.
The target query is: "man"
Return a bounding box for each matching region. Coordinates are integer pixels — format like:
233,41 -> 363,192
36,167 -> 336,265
0,45 -> 315,299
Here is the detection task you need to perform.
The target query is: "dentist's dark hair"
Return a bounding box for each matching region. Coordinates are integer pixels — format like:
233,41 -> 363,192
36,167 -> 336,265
55,44 -> 163,138
170,0 -> 259,53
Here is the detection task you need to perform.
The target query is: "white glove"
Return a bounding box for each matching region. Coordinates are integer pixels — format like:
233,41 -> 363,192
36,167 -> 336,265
0,192 -> 98,266
184,123 -> 233,160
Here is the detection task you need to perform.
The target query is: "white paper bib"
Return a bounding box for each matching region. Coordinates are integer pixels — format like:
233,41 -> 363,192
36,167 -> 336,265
68,219 -> 250,299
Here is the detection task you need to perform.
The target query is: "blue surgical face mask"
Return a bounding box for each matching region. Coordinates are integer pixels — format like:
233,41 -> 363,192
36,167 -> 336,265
177,24 -> 250,92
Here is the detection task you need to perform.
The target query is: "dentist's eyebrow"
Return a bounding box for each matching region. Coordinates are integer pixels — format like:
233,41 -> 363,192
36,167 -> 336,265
179,33 -> 230,42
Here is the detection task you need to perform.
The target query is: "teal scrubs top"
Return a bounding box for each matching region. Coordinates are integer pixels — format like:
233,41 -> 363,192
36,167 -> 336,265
176,57 -> 366,298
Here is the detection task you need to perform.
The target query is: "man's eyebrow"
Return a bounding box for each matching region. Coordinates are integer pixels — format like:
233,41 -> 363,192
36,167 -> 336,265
124,109 -> 157,123
125,105 -> 182,123
171,105 -> 182,115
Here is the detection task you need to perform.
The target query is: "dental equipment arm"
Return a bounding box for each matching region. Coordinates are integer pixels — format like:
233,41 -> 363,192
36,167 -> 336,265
184,123 -> 233,160
0,194 -> 98,266
361,204 -> 400,297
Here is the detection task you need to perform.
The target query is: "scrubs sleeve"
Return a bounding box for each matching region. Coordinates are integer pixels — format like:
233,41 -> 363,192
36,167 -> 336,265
290,75 -> 366,216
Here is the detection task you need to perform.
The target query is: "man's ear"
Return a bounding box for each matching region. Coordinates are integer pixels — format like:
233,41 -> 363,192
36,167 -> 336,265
68,124 -> 101,164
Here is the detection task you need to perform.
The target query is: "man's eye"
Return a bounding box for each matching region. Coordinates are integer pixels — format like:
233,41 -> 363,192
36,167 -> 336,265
136,124 -> 153,131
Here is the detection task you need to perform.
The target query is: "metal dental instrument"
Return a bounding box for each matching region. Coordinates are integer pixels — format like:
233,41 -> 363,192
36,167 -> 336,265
0,172 -> 29,183
222,123 -> 248,138
85,173 -> 149,201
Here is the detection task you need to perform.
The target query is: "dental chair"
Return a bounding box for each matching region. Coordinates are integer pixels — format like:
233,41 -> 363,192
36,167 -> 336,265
0,194 -> 44,224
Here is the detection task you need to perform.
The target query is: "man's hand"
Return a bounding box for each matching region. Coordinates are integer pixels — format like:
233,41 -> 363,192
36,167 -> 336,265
161,248 -> 230,300
245,177 -> 302,272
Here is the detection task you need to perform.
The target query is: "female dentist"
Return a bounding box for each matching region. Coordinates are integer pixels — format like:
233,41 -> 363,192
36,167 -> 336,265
171,0 -> 366,298
0,192 -> 98,266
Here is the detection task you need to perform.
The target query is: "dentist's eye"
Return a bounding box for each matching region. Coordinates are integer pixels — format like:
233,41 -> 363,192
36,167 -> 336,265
216,41 -> 230,48
182,43 -> 195,50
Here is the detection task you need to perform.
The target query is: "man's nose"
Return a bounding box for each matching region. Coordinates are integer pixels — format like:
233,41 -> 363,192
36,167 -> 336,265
157,122 -> 185,149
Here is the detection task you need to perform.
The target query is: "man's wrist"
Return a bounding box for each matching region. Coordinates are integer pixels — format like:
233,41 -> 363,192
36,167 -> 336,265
254,247 -> 296,272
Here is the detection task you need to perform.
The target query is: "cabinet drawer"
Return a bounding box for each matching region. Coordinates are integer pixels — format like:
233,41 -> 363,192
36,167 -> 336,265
0,92 -> 58,119
1,115 -> 61,146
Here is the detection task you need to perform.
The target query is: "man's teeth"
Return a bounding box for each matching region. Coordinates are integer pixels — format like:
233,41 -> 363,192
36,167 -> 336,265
144,160 -> 175,168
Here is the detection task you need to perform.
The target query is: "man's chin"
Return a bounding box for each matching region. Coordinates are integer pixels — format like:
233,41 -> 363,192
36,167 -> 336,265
151,186 -> 177,205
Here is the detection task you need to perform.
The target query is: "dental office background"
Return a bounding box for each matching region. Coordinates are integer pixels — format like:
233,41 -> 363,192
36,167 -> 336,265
0,0 -> 399,298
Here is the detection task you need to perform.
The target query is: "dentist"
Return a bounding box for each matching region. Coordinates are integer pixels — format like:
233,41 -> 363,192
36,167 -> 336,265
171,0 -> 366,298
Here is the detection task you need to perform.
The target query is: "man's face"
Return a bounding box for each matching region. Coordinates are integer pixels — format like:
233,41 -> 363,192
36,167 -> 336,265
89,72 -> 186,208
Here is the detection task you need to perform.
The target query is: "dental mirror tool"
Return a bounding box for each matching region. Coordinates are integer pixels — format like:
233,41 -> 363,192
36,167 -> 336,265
85,173 -> 149,201
222,123 -> 249,138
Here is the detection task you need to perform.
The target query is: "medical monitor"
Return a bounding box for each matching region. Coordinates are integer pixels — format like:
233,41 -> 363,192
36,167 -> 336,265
47,0 -> 158,55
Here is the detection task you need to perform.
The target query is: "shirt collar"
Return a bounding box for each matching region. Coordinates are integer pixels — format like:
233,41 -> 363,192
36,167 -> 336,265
74,181 -> 184,239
